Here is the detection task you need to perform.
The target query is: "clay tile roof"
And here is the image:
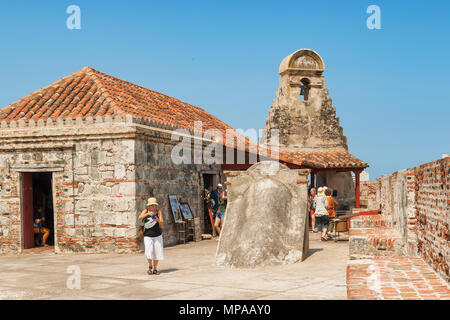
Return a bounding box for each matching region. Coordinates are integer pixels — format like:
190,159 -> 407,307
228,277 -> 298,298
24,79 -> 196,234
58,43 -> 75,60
0,66 -> 255,150
279,149 -> 369,169
0,67 -> 234,133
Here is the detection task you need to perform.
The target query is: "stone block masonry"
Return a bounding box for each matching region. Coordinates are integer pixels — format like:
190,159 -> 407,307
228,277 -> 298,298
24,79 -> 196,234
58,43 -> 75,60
134,136 -> 222,247
0,117 -> 139,254
0,115 -> 223,253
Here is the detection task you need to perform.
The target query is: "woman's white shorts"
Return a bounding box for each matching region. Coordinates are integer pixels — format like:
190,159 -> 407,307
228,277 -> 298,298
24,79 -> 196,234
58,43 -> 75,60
144,235 -> 164,260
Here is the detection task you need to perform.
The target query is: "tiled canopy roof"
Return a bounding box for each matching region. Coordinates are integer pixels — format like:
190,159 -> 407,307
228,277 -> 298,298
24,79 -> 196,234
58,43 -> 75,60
0,66 -> 234,136
279,149 -> 369,169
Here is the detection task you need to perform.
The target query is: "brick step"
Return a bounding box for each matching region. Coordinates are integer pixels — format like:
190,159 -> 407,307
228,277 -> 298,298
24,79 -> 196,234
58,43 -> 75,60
347,256 -> 450,300
349,227 -> 404,259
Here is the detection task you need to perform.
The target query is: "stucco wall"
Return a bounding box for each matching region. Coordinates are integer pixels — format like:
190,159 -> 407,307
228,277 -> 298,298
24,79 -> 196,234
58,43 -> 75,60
316,171 -> 355,210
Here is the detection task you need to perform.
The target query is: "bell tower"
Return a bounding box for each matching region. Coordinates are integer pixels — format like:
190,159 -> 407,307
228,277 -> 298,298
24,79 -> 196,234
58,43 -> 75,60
264,49 -> 348,151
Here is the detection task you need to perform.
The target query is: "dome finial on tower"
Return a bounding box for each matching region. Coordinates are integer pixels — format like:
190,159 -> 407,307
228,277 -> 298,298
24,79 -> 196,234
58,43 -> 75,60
279,49 -> 325,75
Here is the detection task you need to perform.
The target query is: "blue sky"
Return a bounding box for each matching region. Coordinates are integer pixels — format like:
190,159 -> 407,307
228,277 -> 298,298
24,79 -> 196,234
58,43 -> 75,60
0,0 -> 449,179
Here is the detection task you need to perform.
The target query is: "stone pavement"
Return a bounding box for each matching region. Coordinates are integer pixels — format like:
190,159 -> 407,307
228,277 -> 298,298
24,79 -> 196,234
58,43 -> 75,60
0,233 -> 349,300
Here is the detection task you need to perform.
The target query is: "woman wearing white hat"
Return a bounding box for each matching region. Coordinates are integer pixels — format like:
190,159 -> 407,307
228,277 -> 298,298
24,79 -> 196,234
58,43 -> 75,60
138,197 -> 164,275
313,187 -> 330,241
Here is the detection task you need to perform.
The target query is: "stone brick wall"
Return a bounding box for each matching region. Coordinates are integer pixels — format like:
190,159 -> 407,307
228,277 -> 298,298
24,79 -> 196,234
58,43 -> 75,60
135,136 -> 222,247
0,168 -> 20,252
0,119 -> 138,254
358,156 -> 449,282
59,138 -> 137,253
0,116 -> 225,253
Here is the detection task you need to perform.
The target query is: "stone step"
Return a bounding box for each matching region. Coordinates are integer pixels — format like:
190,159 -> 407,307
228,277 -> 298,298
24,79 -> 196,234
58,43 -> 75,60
349,227 -> 404,259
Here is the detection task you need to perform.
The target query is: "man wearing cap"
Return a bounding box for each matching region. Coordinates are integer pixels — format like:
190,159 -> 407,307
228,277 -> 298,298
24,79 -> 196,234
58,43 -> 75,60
138,197 -> 164,275
214,184 -> 227,236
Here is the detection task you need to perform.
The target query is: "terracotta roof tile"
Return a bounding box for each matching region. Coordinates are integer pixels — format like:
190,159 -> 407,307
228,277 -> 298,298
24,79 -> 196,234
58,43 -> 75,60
0,67 -> 229,131
0,66 -> 250,149
279,149 -> 368,169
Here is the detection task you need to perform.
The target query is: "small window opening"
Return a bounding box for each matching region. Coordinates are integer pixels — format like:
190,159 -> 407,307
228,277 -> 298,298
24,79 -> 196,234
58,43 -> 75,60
300,78 -> 310,101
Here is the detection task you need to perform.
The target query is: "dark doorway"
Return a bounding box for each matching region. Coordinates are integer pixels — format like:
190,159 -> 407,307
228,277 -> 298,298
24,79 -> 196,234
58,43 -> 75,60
202,174 -> 214,235
21,172 -> 55,249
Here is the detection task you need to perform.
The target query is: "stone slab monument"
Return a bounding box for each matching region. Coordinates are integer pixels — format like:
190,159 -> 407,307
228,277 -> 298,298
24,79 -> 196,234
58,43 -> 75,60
216,161 -> 309,268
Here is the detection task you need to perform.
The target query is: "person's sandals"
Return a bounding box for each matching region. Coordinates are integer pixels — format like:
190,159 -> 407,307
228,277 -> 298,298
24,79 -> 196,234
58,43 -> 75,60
147,266 -> 153,275
321,237 -> 328,241
153,269 -> 161,275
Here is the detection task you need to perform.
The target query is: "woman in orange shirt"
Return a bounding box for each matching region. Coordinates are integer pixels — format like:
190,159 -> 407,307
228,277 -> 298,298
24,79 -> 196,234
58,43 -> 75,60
325,189 -> 338,239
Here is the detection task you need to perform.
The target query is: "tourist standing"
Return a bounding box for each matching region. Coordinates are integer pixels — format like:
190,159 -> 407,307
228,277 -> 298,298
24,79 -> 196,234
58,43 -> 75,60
214,184 -> 227,236
138,197 -> 164,275
325,189 -> 338,239
313,187 -> 329,241
210,185 -> 220,219
308,188 -> 317,232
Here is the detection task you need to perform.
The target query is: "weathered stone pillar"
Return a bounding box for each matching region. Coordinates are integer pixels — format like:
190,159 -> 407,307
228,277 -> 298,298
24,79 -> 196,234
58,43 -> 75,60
215,161 -> 309,268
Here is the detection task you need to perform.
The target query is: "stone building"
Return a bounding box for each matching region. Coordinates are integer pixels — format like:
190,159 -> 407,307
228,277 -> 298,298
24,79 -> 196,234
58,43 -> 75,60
261,49 -> 368,209
0,49 -> 368,254
0,67 -> 243,254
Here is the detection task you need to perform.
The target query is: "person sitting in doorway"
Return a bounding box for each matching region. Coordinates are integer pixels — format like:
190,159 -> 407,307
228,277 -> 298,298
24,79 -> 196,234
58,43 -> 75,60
325,189 -> 338,240
214,184 -> 227,236
33,206 -> 51,247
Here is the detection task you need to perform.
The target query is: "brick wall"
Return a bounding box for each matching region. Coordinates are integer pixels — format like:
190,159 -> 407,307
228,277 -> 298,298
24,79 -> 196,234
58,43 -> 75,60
414,157 -> 449,282
359,156 -> 449,282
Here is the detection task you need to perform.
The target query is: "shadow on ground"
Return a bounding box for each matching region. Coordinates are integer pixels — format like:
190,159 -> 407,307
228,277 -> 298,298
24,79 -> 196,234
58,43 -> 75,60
305,248 -> 323,259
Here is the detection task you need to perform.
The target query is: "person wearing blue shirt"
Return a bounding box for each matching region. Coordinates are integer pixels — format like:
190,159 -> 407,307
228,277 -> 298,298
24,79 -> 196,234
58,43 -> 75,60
210,187 -> 219,216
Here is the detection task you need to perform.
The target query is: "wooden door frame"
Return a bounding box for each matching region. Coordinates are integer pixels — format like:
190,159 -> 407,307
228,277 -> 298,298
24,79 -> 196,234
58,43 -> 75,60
20,172 -> 34,250
17,169 -> 60,252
